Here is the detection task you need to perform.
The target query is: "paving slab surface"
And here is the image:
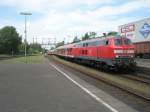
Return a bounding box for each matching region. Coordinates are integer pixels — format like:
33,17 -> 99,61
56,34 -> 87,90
0,60 -> 113,112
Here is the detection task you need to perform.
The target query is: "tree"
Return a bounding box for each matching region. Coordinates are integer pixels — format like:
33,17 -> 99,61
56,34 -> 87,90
82,33 -> 90,40
29,43 -> 43,53
19,43 -> 27,54
0,26 -> 22,54
107,31 -> 118,36
89,32 -> 97,38
50,47 -> 55,50
72,36 -> 80,43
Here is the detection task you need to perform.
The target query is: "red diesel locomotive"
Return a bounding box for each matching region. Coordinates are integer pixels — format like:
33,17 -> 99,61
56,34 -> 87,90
54,35 -> 136,70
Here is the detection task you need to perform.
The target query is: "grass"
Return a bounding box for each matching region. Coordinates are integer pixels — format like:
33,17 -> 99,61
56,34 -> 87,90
0,55 -> 44,64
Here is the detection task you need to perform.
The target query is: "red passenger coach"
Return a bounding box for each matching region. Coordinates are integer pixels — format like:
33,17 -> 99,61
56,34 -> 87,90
55,36 -> 136,71
55,44 -> 76,58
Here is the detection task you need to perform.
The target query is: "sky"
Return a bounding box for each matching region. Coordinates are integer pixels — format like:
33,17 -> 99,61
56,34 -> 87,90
0,0 -> 150,45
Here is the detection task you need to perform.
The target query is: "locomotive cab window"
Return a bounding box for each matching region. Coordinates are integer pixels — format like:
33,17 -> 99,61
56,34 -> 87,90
124,38 -> 132,45
83,43 -> 86,47
83,43 -> 88,47
115,39 -> 122,46
86,43 -> 88,47
115,38 -> 132,46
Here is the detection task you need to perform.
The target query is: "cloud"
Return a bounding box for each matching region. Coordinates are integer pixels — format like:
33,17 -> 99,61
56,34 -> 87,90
87,0 -> 150,17
0,0 -> 150,44
0,0 -> 113,13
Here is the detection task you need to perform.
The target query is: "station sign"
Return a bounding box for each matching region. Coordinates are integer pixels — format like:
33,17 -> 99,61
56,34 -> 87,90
139,23 -> 150,38
121,24 -> 135,33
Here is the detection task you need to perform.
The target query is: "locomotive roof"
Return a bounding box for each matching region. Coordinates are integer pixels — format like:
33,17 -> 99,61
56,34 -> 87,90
56,43 -> 75,49
79,35 -> 126,44
78,36 -> 114,43
56,35 -> 124,49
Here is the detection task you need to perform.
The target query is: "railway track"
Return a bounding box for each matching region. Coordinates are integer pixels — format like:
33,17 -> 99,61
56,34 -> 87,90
49,56 -> 150,101
122,74 -> 150,84
99,72 -> 150,101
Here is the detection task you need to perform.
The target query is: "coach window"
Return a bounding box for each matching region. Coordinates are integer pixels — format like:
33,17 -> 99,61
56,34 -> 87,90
105,40 -> 109,45
83,43 -> 85,47
124,38 -> 132,45
86,43 -> 88,47
83,43 -> 86,47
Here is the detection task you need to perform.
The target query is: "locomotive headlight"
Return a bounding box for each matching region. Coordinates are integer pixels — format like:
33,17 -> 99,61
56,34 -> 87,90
115,55 -> 119,58
127,50 -> 134,53
114,50 -> 123,54
130,55 -> 134,58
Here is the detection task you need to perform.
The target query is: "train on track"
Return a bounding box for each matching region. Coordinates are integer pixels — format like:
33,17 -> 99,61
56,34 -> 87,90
49,35 -> 136,71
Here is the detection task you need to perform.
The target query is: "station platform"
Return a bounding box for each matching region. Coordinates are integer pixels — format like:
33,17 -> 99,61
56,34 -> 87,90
0,58 -> 139,112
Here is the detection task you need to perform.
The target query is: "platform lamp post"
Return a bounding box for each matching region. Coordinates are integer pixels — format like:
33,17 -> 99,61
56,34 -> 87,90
20,12 -> 32,63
